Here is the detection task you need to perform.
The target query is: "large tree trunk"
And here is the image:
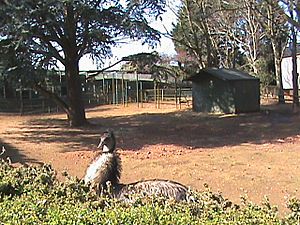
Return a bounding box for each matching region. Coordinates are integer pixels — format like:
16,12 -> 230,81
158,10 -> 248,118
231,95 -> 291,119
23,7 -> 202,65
65,59 -> 87,127
63,3 -> 87,127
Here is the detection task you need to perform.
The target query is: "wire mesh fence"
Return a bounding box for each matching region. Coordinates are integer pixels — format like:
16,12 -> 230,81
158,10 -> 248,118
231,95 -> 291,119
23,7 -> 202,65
0,87 -> 192,114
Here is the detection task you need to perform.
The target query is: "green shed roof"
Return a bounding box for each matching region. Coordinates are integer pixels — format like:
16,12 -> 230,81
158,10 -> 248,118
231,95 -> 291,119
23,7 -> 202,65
188,68 -> 259,81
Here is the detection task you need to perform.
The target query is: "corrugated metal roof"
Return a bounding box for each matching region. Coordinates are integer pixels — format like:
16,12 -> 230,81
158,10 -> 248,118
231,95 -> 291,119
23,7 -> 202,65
94,72 -> 154,81
188,68 -> 259,81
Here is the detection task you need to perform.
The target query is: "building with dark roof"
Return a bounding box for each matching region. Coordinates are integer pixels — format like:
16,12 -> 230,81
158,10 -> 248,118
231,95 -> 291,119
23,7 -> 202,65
187,68 -> 260,113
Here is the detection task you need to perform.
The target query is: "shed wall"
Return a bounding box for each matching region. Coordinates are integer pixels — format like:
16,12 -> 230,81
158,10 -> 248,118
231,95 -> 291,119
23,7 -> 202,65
192,77 -> 236,113
233,80 -> 260,113
192,76 -> 260,114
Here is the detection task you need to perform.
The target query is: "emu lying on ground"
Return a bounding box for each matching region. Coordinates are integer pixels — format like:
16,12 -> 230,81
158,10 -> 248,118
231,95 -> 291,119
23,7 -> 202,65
84,131 -> 188,201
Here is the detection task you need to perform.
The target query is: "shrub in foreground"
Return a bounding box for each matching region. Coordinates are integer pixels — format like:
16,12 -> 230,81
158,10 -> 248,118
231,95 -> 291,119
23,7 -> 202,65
0,160 -> 299,224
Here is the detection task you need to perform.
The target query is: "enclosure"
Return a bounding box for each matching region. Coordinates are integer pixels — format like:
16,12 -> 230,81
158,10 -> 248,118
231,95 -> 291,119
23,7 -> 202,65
0,70 -> 192,113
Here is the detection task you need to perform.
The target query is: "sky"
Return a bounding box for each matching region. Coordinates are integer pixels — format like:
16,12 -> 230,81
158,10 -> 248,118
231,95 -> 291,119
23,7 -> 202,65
77,1 -> 180,71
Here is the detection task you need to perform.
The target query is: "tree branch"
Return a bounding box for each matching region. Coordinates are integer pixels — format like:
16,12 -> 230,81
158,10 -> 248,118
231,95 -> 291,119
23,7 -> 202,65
86,58 -> 124,79
32,35 -> 65,65
31,82 -> 71,115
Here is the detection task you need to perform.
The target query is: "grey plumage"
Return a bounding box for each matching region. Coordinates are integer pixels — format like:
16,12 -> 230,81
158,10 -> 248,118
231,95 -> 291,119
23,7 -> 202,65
113,179 -> 187,201
84,131 -> 121,192
84,131 -> 188,201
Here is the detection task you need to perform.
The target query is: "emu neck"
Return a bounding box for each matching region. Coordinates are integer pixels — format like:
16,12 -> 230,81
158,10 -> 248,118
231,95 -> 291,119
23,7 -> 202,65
84,149 -> 121,187
102,145 -> 110,153
84,152 -> 114,183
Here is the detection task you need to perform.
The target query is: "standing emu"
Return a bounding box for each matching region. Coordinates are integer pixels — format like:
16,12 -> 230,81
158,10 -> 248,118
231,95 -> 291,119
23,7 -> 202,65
84,131 -> 187,201
84,131 -> 121,192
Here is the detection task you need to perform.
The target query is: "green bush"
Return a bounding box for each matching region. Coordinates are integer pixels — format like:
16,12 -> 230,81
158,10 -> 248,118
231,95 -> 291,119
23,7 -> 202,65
0,159 -> 298,224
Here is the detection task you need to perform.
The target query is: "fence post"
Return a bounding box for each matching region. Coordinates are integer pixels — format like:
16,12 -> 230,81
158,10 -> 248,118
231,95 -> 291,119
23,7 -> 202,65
19,87 -> 24,115
115,77 -> 118,104
42,99 -> 45,112
140,81 -> 143,108
3,79 -> 6,99
112,73 -> 116,104
179,86 -> 182,109
125,80 -> 128,107
175,78 -> 178,109
122,73 -> 125,106
154,81 -> 157,107
136,72 -> 139,108
157,83 -> 160,109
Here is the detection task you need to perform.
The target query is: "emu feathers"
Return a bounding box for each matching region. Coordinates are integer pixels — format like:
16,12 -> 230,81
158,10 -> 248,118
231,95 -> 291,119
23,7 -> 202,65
84,131 -> 187,201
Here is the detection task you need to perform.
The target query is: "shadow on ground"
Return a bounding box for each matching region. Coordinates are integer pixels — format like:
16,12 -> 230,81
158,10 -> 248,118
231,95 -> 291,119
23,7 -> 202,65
7,103 -> 300,152
0,138 -> 40,164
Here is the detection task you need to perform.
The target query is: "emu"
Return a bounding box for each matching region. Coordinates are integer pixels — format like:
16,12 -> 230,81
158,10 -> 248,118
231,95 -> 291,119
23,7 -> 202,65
84,131 -> 188,201
84,131 -> 121,192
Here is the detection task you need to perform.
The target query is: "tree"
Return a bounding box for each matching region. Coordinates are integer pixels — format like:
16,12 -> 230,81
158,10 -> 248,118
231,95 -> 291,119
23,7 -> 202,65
276,0 -> 300,30
227,0 -> 266,75
253,1 -> 289,103
121,52 -> 161,73
227,3 -> 275,88
172,0 -> 246,71
0,0 -> 166,126
172,0 -> 222,70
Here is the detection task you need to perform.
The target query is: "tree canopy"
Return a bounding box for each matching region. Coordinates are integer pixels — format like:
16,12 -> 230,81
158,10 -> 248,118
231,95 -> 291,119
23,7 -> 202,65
0,0 -> 166,126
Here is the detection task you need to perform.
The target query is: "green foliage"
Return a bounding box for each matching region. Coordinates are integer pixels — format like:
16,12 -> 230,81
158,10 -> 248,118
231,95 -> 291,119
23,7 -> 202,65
255,58 -> 276,88
285,197 -> 300,224
121,52 -> 161,73
0,0 -> 166,77
0,159 -> 299,224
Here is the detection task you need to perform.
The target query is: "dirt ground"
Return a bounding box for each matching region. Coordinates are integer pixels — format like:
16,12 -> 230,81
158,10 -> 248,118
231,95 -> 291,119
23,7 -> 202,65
1,100 -> 300,212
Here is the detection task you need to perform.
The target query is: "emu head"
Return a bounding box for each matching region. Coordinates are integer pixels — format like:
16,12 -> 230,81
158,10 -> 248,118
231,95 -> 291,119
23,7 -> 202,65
97,131 -> 116,153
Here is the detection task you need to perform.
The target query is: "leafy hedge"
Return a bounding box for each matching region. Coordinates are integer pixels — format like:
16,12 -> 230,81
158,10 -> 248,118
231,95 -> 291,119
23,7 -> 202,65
0,159 -> 299,224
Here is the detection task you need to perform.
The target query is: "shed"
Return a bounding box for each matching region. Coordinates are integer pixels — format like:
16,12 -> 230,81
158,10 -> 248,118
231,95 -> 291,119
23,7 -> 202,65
187,68 -> 260,113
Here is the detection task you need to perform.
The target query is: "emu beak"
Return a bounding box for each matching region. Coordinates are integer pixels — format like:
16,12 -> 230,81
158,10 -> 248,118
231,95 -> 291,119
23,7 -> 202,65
97,138 -> 104,149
